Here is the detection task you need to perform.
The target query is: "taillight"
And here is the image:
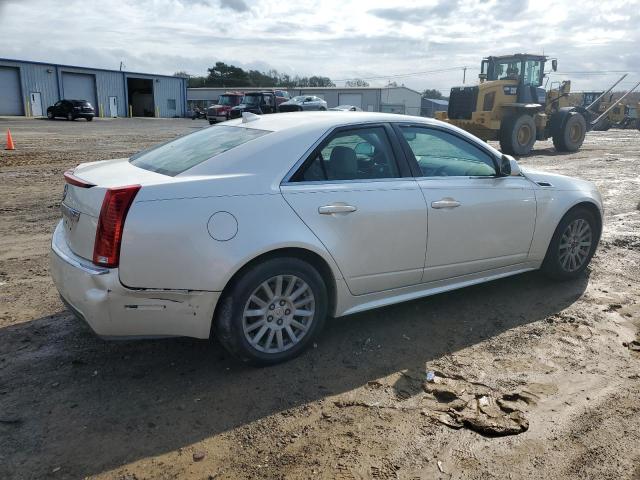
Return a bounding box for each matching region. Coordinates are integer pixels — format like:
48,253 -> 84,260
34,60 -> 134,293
93,185 -> 141,268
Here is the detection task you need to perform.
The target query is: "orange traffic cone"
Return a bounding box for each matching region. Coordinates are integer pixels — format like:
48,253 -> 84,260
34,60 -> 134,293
5,129 -> 15,150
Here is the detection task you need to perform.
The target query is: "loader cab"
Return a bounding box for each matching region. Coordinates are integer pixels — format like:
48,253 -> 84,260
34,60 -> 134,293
482,54 -> 548,105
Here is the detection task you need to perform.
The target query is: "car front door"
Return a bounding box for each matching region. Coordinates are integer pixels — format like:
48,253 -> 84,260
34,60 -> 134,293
281,124 -> 428,296
395,124 -> 536,282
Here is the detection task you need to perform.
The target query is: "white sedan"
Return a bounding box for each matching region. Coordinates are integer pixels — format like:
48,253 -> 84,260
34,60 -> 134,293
51,112 -> 603,364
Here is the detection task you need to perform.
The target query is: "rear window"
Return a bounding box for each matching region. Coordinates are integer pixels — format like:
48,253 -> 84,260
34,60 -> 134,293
129,125 -> 270,176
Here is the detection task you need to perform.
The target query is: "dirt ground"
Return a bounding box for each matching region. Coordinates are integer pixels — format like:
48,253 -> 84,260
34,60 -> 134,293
0,117 -> 639,480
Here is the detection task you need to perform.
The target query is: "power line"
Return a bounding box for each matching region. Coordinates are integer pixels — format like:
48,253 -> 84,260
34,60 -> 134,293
333,66 -> 468,82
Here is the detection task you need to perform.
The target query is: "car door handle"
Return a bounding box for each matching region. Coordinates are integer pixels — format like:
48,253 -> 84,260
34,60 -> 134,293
318,203 -> 357,215
431,198 -> 461,209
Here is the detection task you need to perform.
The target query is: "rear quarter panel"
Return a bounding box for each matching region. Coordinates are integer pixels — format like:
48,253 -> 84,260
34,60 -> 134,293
118,191 -> 341,291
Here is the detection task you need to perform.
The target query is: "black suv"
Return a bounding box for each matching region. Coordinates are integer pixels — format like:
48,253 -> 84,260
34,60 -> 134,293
47,100 -> 95,121
229,92 -> 277,119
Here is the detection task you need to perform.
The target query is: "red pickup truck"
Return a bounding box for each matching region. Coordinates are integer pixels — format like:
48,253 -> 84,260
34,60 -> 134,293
206,92 -> 244,124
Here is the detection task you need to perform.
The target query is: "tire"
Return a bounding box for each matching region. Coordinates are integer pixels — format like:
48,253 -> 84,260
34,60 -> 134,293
499,113 -> 536,156
542,207 -> 600,280
319,107 -> 327,111
66,113 -> 74,121
553,111 -> 586,152
47,111 -> 54,120
209,120 -> 215,125
215,257 -> 328,365
591,118 -> 610,131
86,117 -> 93,122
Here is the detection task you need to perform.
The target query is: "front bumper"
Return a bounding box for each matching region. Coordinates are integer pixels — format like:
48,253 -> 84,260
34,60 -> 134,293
50,221 -> 219,339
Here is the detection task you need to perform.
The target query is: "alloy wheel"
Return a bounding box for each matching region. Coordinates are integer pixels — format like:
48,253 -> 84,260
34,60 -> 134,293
558,218 -> 592,272
242,274 -> 315,353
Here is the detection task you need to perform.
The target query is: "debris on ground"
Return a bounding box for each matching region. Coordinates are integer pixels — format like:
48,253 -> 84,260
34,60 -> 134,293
422,371 -> 531,436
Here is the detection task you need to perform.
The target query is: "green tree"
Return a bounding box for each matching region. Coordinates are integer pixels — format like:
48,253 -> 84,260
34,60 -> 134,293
345,79 -> 370,87
422,88 -> 444,99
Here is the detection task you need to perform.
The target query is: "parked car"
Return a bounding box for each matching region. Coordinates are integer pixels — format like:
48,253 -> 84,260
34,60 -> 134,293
279,95 -> 327,112
51,112 -> 603,365
47,100 -> 95,121
191,106 -> 207,120
329,105 -> 362,111
228,91 -> 278,119
206,92 -> 244,124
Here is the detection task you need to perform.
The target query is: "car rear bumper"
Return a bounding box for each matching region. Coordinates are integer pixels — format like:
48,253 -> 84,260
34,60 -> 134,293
50,221 -> 219,339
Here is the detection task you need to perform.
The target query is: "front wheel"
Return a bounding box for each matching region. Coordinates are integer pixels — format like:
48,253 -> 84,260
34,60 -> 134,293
553,111 -> 586,152
500,113 -> 536,156
542,207 -> 600,280
47,111 -> 54,120
66,113 -> 74,121
86,117 -> 93,122
215,258 -> 328,365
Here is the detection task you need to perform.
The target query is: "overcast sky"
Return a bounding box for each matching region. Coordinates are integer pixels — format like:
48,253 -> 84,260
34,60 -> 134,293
1,0 -> 639,92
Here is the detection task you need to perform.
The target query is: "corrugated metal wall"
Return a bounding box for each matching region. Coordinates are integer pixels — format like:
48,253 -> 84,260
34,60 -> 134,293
0,58 -> 187,118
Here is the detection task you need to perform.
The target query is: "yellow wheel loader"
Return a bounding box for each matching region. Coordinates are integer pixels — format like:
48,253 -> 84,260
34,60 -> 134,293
436,54 -> 639,155
583,92 -> 640,130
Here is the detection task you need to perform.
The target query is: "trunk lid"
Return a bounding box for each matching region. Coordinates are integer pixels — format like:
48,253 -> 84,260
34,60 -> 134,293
60,159 -> 169,261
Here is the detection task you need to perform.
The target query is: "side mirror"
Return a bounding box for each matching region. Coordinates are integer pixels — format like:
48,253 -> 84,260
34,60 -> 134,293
500,154 -> 521,176
478,73 -> 487,82
552,59 -> 558,72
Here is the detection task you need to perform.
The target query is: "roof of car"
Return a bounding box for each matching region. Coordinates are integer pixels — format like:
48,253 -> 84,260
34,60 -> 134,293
224,111 -> 439,133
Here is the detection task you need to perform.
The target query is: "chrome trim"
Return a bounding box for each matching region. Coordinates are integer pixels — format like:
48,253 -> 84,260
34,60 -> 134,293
51,223 -> 109,275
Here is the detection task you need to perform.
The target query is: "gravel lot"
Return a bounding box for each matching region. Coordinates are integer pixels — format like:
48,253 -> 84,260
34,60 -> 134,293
0,117 -> 639,480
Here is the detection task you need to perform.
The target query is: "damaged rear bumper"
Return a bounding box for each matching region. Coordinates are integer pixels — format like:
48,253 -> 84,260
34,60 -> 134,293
50,221 -> 219,339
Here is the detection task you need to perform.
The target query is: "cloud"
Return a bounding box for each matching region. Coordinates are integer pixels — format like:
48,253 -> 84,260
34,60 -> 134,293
219,0 -> 249,12
369,2 -> 461,23
0,0 -> 637,93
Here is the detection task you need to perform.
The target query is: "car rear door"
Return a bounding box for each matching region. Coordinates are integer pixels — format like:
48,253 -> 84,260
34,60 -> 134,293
394,124 -> 536,282
281,123 -> 428,296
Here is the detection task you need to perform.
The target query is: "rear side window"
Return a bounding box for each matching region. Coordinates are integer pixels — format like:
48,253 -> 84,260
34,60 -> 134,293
130,125 -> 269,176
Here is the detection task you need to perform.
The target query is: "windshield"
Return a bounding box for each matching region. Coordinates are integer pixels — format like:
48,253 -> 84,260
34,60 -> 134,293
72,100 -> 91,106
218,95 -> 237,106
292,96 -> 308,102
243,95 -> 261,105
130,125 -> 270,176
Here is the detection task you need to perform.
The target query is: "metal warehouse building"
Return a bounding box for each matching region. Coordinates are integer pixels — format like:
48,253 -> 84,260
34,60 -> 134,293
421,98 -> 449,117
188,86 -> 423,116
0,58 -> 188,118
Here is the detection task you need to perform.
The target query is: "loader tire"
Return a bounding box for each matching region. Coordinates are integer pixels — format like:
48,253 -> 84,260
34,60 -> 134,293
553,111 -> 586,152
499,113 -> 537,156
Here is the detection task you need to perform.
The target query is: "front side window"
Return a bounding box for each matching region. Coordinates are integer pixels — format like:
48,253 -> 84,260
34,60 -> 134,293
523,60 -> 543,86
400,127 -> 496,177
293,126 -> 400,182
130,125 -> 269,176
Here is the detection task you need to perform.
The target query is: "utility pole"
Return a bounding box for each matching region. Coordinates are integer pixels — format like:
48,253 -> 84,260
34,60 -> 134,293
462,66 -> 467,84
119,61 -> 125,71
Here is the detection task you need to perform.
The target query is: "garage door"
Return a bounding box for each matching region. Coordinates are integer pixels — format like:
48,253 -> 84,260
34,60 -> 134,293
0,67 -> 24,115
62,72 -> 97,108
338,93 -> 362,109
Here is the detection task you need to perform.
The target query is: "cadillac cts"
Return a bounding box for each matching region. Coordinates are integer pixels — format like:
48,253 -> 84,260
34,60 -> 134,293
51,112 -> 603,364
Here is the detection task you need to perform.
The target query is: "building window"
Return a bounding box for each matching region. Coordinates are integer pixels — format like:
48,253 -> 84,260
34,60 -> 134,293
167,99 -> 176,110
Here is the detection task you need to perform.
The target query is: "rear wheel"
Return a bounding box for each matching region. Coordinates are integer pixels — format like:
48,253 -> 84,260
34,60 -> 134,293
500,114 -> 536,156
553,111 -> 586,152
215,258 -> 328,365
542,207 -> 599,280
592,118 -> 611,131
